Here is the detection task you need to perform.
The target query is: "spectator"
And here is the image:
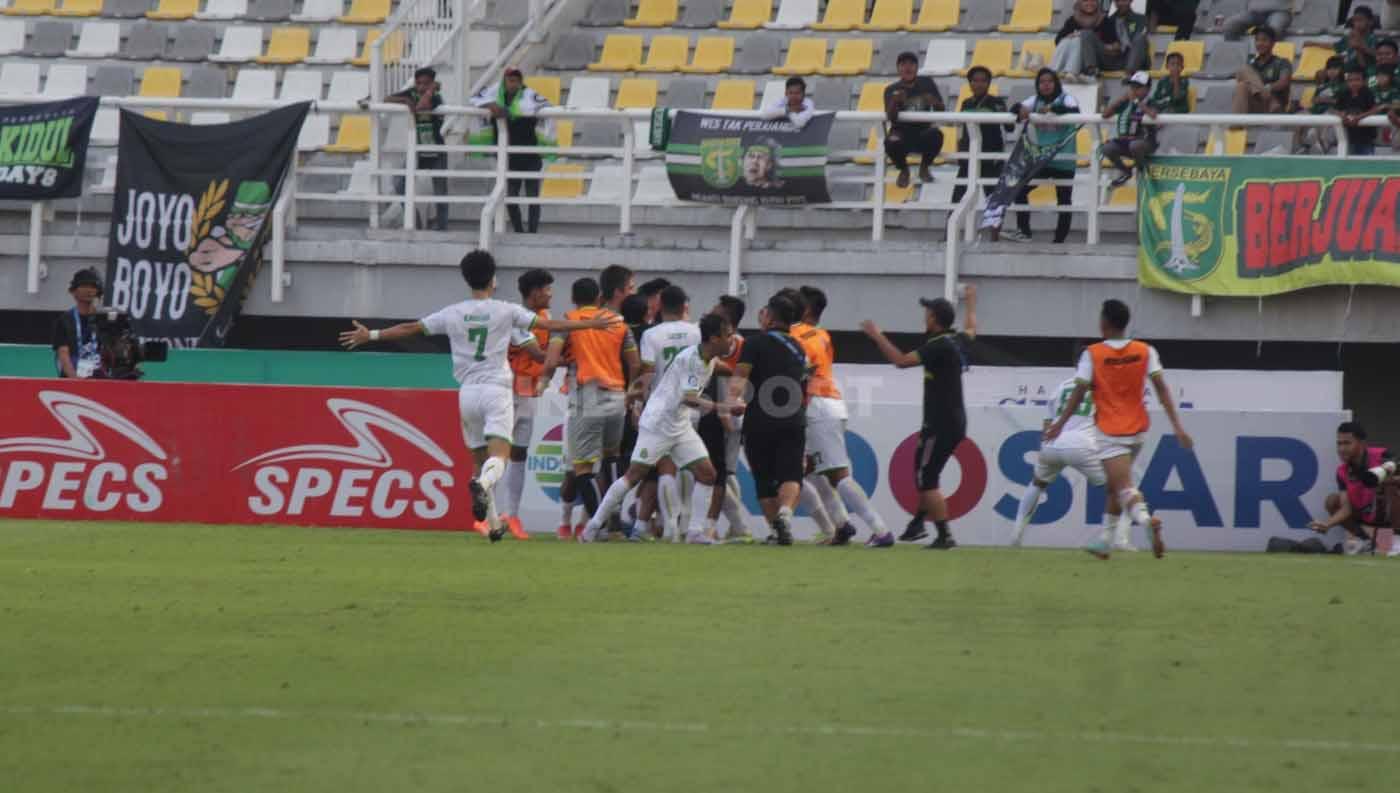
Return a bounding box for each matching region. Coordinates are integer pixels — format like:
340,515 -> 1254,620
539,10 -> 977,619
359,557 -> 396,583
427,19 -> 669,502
53,268 -> 103,379
1149,51 -> 1192,114
1335,5 -> 1379,74
884,51 -> 946,189
1006,69 -> 1080,244
1222,0 -> 1292,41
1369,39 -> 1398,85
1107,0 -> 1152,73
386,67 -> 449,231
1147,0 -> 1199,41
471,67 -> 553,234
1336,63 -> 1380,154
762,76 -> 816,128
1232,27 -> 1292,115
1051,0 -> 1119,78
1101,72 -> 1158,188
1293,56 -> 1346,154
1310,421 -> 1397,554
951,66 -> 1011,205
1370,64 -> 1399,149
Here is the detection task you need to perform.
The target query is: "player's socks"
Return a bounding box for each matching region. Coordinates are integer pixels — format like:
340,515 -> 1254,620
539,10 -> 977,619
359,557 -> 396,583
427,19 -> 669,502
658,473 -> 683,541
1112,511 -> 1136,551
1122,489 -> 1153,528
577,473 -> 602,520
722,478 -> 749,536
677,470 -> 695,536
1012,486 -> 1043,546
836,476 -> 887,534
690,481 -> 714,537
602,456 -> 624,488
502,460 -> 526,521
927,520 -> 957,550
586,477 -> 633,536
798,480 -> 835,538
810,475 -> 850,528
478,456 -> 505,494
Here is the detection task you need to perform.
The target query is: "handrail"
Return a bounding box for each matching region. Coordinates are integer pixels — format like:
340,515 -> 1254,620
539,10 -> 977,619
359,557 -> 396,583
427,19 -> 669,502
944,124 -> 981,303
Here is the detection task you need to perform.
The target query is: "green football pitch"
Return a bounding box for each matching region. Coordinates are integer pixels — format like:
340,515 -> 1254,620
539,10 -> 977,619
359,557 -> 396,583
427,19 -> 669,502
2,520 -> 1396,793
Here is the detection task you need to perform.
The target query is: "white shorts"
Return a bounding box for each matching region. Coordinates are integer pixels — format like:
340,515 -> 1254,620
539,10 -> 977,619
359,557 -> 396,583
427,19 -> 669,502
459,384 -> 514,450
806,418 -> 850,474
1093,429 -> 1146,462
512,394 -> 537,448
632,425 -> 709,470
1035,443 -> 1107,487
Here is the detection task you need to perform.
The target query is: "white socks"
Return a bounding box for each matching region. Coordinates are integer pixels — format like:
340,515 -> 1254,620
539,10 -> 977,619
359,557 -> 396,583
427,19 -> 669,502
1013,485 -> 1042,545
1113,511 -> 1133,546
502,459 -> 526,518
658,473 -> 683,540
1121,488 -> 1152,527
587,477 -> 634,532
478,456 -> 505,494
799,480 -> 834,535
811,475 -> 850,528
836,476 -> 886,534
691,481 -> 714,536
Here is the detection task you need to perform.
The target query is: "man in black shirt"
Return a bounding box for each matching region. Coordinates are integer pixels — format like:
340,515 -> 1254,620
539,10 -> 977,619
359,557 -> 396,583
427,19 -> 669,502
388,67 -> 449,231
729,293 -> 808,545
52,268 -> 104,379
885,52 -> 946,189
862,285 -> 979,549
951,67 -> 1011,204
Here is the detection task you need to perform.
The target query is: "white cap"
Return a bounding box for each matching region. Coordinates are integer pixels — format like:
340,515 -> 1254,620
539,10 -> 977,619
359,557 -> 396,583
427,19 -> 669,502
1127,71 -> 1151,86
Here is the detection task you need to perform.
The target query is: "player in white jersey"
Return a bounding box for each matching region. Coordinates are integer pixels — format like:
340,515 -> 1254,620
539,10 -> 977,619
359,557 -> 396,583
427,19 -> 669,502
1010,375 -> 1130,549
584,313 -> 744,544
339,250 -> 617,541
636,285 -> 702,539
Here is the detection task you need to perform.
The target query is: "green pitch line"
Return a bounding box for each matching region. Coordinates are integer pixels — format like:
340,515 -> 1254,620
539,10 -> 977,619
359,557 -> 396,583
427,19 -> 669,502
0,520 -> 1395,793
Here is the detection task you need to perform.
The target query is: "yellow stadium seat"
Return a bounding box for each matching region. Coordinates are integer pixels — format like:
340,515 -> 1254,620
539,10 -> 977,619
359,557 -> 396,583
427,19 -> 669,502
324,116 -> 371,153
1076,125 -> 1098,167
553,120 -> 574,149
637,35 -> 688,72
711,79 -> 755,110
256,28 -> 311,64
820,38 -> 872,76
909,0 -> 958,31
1007,39 -> 1055,78
1274,41 -> 1296,67
860,0 -> 913,31
855,128 -> 880,165
623,0 -> 678,28
139,66 -> 182,98
717,0 -> 770,29
961,39 -> 1013,77
1187,85 -> 1196,112
773,38 -> 828,75
144,111 -> 169,121
1295,45 -> 1333,82
1028,183 -> 1057,205
350,29 -> 403,67
937,125 -> 956,162
1299,86 -> 1316,110
1108,180 -> 1137,207
1206,128 -> 1246,156
3,0 -> 54,15
541,164 -> 585,199
527,76 -> 561,106
1152,40 -> 1203,77
53,0 -> 102,14
811,0 -> 863,31
885,171 -> 916,203
681,36 -> 734,74
338,0 -> 389,24
998,0 -> 1053,33
614,77 -> 658,109
588,34 -> 644,71
146,0 -> 195,19
856,82 -> 886,112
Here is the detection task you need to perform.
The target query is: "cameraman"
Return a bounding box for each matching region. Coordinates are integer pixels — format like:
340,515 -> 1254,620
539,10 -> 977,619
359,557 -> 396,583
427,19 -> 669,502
1311,421 -> 1397,548
52,268 -> 103,379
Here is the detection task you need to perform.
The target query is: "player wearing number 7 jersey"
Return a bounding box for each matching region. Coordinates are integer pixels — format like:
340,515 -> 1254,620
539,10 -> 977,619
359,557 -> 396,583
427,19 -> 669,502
339,250 -> 619,541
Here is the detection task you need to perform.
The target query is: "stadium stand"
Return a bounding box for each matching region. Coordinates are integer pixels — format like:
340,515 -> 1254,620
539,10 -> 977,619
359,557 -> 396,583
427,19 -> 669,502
718,0 -> 770,29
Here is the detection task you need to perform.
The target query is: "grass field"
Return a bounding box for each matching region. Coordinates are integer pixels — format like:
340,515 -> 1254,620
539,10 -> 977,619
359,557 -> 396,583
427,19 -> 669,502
1,520 -> 1396,792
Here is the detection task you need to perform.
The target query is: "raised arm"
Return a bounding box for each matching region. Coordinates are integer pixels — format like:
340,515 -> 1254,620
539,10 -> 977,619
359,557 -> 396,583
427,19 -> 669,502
339,320 -> 424,350
962,283 -> 978,340
860,320 -> 920,368
1150,371 -> 1193,450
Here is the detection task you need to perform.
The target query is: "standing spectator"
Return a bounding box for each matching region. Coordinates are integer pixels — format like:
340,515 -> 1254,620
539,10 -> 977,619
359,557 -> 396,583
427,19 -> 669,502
762,76 -> 816,128
1368,39 -> 1398,85
951,66 -> 1011,205
471,67 -> 553,234
1336,64 -> 1380,154
1006,69 -> 1081,244
387,67 -> 449,231
1149,51 -> 1192,114
1232,27 -> 1293,114
1147,0 -> 1199,41
1108,0 -> 1152,73
1370,64 -> 1400,148
1294,56 -> 1346,154
53,268 -> 103,379
1222,0 -> 1292,41
1310,421 -> 1396,552
1336,6 -> 1380,74
884,51 -> 946,189
1101,72 -> 1158,188
1052,0 -> 1119,78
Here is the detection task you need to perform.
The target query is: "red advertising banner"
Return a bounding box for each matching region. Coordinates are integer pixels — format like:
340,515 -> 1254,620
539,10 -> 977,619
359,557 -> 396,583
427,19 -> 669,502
0,378 -> 476,530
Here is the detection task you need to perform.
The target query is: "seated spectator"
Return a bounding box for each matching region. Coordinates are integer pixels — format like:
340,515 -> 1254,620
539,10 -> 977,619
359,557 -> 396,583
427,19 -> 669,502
950,66 -> 1012,204
1336,64 -> 1380,154
1107,0 -> 1151,73
1293,56 -> 1345,154
1371,64 -> 1400,148
1310,421 -> 1397,554
884,51 -> 946,189
1051,0 -> 1119,78
1232,27 -> 1292,115
762,76 -> 815,129
1149,51 -> 1192,113
1101,72 -> 1158,188
1146,0 -> 1199,41
1222,0 -> 1292,41
1005,69 -> 1080,244
1335,5 -> 1379,74
1368,39 -> 1398,85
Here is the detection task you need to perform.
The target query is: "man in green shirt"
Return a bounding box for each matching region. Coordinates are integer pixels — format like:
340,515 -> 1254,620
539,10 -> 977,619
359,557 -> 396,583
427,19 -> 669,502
1335,6 -> 1380,74
1233,27 -> 1292,114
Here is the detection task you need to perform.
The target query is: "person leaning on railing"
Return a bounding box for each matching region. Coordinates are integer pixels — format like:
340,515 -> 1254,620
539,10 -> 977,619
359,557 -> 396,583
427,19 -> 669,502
1004,69 -> 1080,245
883,51 -> 946,189
1100,72 -> 1158,189
1293,56 -> 1345,154
385,67 -> 450,230
469,67 -> 555,234
1336,63 -> 1383,155
950,66 -> 1011,205
761,76 -> 816,129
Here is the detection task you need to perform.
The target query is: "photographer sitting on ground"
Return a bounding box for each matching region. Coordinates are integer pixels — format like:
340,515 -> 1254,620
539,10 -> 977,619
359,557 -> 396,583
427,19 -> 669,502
52,268 -> 103,379
1310,421 -> 1398,553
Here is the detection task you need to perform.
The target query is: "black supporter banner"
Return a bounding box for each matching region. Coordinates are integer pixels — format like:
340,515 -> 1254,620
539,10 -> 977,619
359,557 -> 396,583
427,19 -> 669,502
0,97 -> 98,200
104,103 -> 309,349
664,111 -> 835,206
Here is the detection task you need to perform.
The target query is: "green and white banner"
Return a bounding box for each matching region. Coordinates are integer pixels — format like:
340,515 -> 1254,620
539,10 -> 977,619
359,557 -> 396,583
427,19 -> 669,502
1138,156 -> 1400,296
664,111 -> 834,206
0,97 -> 98,199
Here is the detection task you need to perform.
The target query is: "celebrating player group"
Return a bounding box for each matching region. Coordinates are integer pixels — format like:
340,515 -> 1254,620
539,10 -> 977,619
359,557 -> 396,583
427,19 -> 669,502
340,250 -> 1192,556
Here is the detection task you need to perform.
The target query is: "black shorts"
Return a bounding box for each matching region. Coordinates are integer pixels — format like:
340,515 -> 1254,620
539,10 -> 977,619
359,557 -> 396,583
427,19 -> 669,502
915,427 -> 964,492
744,426 -> 805,500
698,414 -> 728,479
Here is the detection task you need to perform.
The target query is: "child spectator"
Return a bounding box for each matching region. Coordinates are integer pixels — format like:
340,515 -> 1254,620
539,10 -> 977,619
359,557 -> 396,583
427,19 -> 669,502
1371,64 -> 1400,149
1335,65 -> 1380,155
1294,56 -> 1346,154
1101,72 -> 1157,188
1149,51 -> 1191,114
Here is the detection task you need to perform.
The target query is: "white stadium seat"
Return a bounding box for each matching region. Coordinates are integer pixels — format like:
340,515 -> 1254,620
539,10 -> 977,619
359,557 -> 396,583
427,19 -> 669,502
290,0 -> 340,22
279,69 -> 323,101
766,0 -> 819,29
208,25 -> 261,63
297,113 -> 330,150
0,19 -> 26,56
466,28 -> 499,67
231,67 -> 276,100
42,64 -> 88,97
327,69 -> 368,101
190,111 -> 232,124
91,108 -> 120,145
565,76 -> 610,109
759,79 -> 785,109
1,63 -> 42,97
65,21 -> 119,58
196,0 -> 248,19
305,26 -> 356,64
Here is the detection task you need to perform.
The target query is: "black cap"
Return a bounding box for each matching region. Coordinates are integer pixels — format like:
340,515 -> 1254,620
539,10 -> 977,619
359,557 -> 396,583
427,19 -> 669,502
919,296 -> 955,328
69,268 -> 103,294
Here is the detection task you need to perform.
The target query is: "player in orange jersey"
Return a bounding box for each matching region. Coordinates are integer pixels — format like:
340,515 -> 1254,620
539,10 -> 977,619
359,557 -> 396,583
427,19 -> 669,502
499,268 -> 554,539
